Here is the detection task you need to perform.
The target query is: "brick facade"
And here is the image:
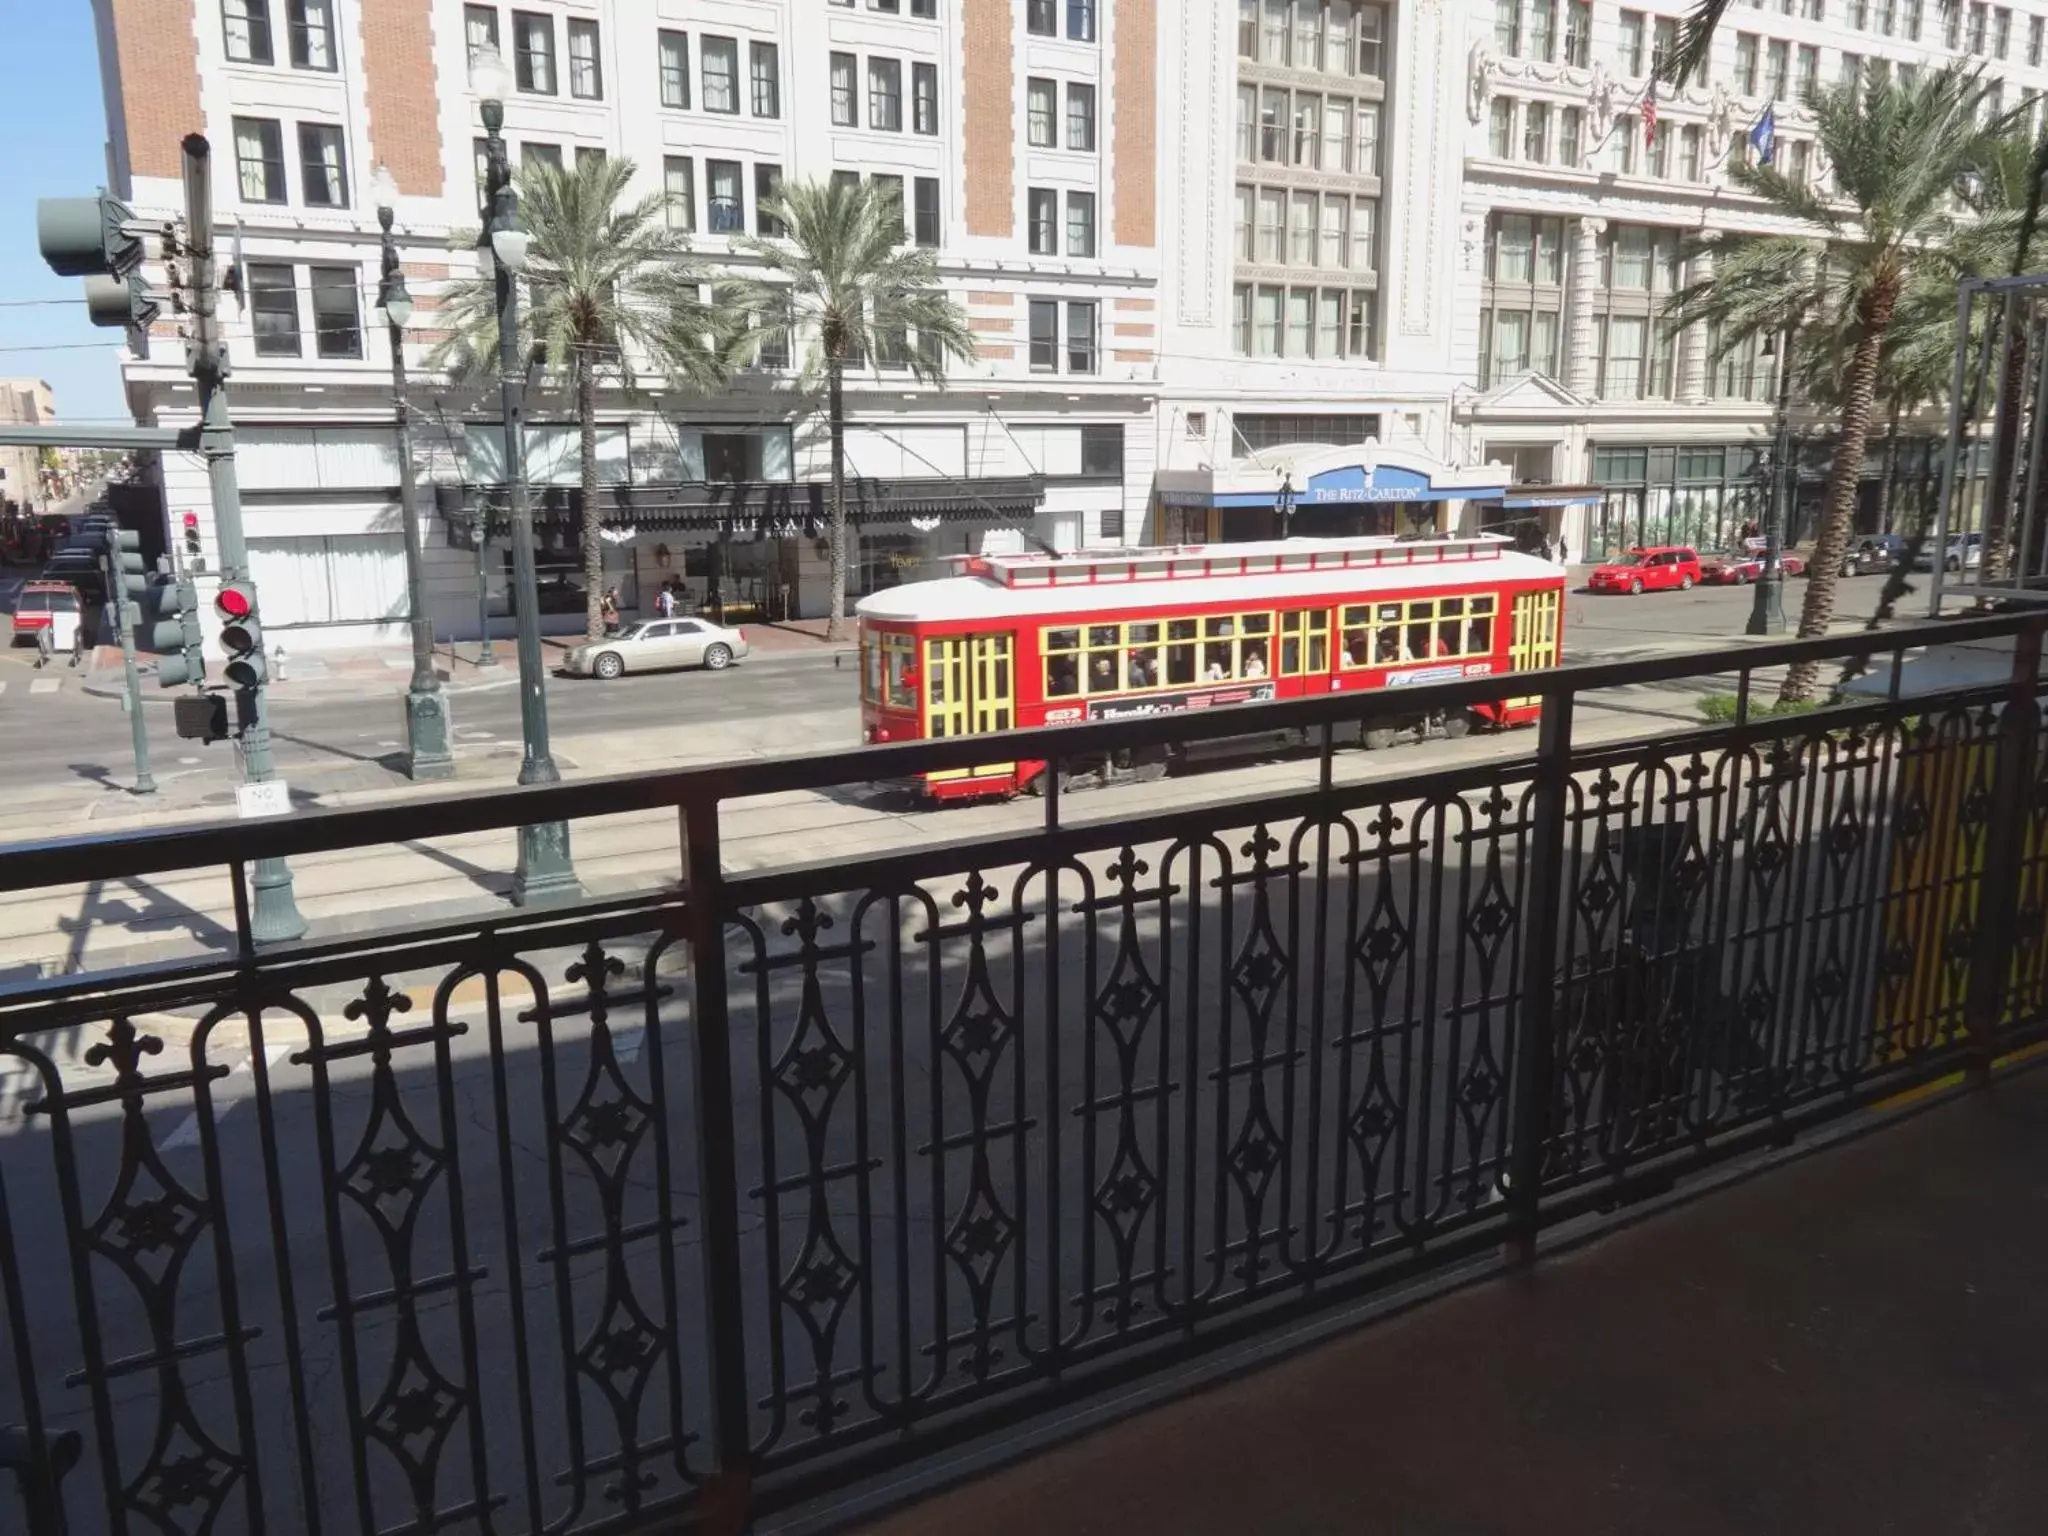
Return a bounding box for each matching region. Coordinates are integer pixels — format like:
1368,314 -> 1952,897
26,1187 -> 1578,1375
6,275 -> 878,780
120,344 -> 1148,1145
1112,0 -> 1156,249
962,0 -> 1015,238
359,0 -> 444,195
100,0 -> 203,182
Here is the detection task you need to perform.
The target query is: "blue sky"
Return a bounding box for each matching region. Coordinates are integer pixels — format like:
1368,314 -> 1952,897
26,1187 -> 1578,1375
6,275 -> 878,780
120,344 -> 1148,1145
0,0 -> 133,422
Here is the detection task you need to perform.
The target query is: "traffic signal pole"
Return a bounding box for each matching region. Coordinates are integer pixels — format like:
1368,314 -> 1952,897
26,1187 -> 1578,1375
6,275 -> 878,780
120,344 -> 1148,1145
102,534 -> 156,795
182,133 -> 305,943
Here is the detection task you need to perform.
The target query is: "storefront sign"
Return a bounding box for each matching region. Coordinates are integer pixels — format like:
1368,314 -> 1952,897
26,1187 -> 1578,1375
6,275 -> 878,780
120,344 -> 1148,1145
1086,682 -> 1279,720
1306,484 -> 1427,503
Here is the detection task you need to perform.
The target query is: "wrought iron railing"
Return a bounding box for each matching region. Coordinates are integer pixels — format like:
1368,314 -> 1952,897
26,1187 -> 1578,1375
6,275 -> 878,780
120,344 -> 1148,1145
3,612 -> 2048,1534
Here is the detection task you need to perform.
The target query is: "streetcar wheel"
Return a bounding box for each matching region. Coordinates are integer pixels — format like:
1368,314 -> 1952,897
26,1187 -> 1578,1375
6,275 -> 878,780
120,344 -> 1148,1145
1441,712 -> 1473,740
1363,726 -> 1401,751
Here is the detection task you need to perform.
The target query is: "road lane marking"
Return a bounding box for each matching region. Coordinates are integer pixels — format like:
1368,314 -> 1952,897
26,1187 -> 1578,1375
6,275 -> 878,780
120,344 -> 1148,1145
161,1043 -> 295,1150
29,679 -> 59,695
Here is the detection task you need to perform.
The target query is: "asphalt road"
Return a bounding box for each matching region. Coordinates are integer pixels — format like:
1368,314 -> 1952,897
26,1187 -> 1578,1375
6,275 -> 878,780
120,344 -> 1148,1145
0,576 -> 1871,801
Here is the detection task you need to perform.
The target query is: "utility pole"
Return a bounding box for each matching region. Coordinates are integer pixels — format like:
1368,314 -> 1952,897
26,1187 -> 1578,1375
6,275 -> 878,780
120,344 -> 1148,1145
181,133 -> 306,942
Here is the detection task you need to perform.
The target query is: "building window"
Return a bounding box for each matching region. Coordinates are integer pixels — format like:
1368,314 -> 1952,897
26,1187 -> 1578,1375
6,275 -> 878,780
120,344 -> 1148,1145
1028,0 -> 1057,35
1489,97 -> 1514,157
1081,425 -> 1124,477
1356,2 -> 1387,75
1495,0 -> 1520,54
913,62 -> 938,133
1287,191 -> 1315,263
248,263 -> 300,355
1652,14 -> 1677,74
870,173 -> 905,241
463,4 -> 497,70
1028,77 -> 1057,146
1734,33 -> 1758,93
1795,44 -> 1818,96
1523,100 -> 1550,162
1319,195 -> 1348,267
1067,82 -> 1096,152
224,0 -> 274,65
707,160 -> 742,232
1238,0 -> 1258,57
1680,123 -> 1702,180
752,164 -> 783,236
659,31 -> 689,108
297,122 -> 348,207
1356,103 -> 1380,175
1564,0 -> 1591,64
1029,298 -> 1058,367
914,176 -> 941,246
830,52 -> 857,126
1766,37 -> 1789,96
234,117 -> 287,203
664,157 -> 695,231
1067,191 -> 1096,257
1530,0 -> 1557,58
1617,9 -> 1643,73
310,265 -> 361,359
1028,188 -> 1058,253
288,0 -> 335,70
1560,106 -> 1582,165
1256,186 -> 1283,260
1259,86 -> 1286,161
1066,300 -> 1097,371
520,142 -> 562,173
512,11 -> 555,93
912,0 -> 937,14
1995,4 -> 2011,55
568,18 -> 601,98
702,36 -> 738,112
2032,14 -> 2044,63
869,57 -> 903,130
1068,0 -> 1096,41
751,41 -> 780,117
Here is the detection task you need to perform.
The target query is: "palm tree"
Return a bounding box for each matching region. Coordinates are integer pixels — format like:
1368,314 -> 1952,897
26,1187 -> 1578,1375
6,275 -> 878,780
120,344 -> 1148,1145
720,178 -> 976,640
1664,65 -> 1997,701
430,154 -> 727,640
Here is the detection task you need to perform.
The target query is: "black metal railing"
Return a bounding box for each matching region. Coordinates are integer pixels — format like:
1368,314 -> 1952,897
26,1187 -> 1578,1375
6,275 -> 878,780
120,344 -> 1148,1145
4,612 -> 2048,1534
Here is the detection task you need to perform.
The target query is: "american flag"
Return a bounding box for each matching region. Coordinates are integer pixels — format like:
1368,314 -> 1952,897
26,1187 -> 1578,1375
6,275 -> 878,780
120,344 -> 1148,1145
1642,78 -> 1659,144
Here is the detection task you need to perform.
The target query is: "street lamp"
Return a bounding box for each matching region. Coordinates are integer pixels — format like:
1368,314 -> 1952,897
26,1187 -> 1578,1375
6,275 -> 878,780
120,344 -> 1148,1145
473,46 -> 579,903
374,164 -> 454,781
1276,473 -> 1298,539
1747,326 -> 1793,635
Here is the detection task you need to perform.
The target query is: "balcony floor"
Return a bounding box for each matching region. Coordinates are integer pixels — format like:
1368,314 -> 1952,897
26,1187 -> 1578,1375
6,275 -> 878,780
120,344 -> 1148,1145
859,1065 -> 2048,1536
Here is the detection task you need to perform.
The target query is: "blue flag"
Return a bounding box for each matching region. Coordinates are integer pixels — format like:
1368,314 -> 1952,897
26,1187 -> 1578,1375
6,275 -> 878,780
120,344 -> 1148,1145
1749,102 -> 1777,165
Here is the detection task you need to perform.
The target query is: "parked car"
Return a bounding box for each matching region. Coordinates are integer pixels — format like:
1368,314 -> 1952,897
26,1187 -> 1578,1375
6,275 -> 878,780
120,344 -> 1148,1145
1698,541 -> 1810,584
1840,534 -> 1907,577
8,580 -> 81,651
1944,532 -> 1984,573
1585,546 -> 1703,594
562,616 -> 751,679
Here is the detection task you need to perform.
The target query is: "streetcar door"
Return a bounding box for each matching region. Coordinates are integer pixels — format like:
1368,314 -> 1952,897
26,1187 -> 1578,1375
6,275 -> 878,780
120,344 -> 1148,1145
1505,588 -> 1562,710
924,631 -> 1016,782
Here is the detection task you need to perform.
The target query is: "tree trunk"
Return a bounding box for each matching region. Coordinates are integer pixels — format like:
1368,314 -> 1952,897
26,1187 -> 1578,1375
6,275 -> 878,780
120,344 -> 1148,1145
826,356 -> 848,642
1781,275 -> 1898,703
579,353 -> 605,642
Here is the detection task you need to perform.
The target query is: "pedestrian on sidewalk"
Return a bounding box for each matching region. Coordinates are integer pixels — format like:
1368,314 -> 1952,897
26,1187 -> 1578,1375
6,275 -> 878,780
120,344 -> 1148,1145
656,582 -> 675,620
601,586 -> 621,634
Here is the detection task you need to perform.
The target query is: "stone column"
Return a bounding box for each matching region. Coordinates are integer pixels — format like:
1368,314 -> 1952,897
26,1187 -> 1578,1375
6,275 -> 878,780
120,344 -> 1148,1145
1565,216 -> 1605,399
1679,247 -> 1713,402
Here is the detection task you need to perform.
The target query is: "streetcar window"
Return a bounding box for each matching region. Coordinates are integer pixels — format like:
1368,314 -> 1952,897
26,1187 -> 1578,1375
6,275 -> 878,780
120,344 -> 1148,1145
1044,626 -> 1081,698
926,639 -> 951,706
1242,639 -> 1269,678
1087,625 -> 1122,694
1341,605 -> 1372,668
1405,600 -> 1436,662
884,634 -> 918,709
1127,621 -> 1161,690
862,634 -> 882,701
1167,619 -> 1198,685
1468,615 -> 1494,653
1307,610 -> 1329,671
1281,611 -> 1302,675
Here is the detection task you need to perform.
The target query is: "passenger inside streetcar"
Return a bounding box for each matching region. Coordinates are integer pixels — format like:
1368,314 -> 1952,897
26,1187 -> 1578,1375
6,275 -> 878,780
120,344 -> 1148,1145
1242,641 -> 1268,678
1204,642 -> 1232,679
1376,629 -> 1401,664
1048,654 -> 1079,697
1090,654 -> 1117,691
1128,647 -> 1158,688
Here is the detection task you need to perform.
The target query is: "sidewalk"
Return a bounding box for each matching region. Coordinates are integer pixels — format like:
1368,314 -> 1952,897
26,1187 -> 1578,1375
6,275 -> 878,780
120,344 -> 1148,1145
78,620 -> 858,703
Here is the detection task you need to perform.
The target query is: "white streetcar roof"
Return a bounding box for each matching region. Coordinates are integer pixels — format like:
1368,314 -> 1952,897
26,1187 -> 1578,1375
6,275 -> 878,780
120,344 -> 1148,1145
856,549 -> 1563,624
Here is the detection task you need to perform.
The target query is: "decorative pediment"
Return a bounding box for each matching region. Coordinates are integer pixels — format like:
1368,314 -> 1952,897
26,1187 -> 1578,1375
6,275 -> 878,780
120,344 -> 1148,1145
1472,372 -> 1589,410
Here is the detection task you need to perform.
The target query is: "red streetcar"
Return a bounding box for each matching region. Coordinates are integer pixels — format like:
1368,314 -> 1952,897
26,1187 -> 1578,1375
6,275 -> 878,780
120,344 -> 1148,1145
856,533 -> 1567,802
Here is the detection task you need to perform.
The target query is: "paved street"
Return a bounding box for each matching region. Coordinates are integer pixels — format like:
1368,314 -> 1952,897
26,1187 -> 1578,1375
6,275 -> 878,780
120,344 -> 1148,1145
0,575 -> 1869,818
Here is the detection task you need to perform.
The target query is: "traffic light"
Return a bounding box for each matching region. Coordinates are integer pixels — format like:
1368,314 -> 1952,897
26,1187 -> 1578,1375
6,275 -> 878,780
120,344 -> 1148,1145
181,511 -> 201,561
215,580 -> 266,687
141,572 -> 205,688
37,193 -> 158,358
105,527 -> 147,602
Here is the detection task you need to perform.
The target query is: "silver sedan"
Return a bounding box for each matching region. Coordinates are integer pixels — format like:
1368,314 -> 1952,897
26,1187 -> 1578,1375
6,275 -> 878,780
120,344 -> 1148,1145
562,617 -> 752,680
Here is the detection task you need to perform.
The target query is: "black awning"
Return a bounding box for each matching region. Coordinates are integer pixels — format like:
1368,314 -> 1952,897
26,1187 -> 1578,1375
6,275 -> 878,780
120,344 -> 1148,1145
435,475 -> 1045,546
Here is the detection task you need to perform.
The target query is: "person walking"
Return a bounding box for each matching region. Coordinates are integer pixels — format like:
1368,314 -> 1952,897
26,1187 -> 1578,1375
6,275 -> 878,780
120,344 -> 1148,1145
600,586 -> 620,634
655,582 -> 675,619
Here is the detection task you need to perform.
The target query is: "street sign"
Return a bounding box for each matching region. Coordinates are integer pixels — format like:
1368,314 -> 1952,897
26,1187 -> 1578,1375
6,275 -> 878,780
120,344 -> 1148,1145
235,780 -> 291,819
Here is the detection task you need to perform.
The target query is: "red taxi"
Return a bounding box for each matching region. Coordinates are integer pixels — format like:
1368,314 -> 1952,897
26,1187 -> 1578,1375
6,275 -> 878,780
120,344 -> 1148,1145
1585,546 -> 1702,595
1699,540 -> 1809,584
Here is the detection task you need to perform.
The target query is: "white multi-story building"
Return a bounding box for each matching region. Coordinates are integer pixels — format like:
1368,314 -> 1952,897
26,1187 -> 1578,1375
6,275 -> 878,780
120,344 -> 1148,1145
84,0 -> 2041,646
90,0 -> 1162,647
